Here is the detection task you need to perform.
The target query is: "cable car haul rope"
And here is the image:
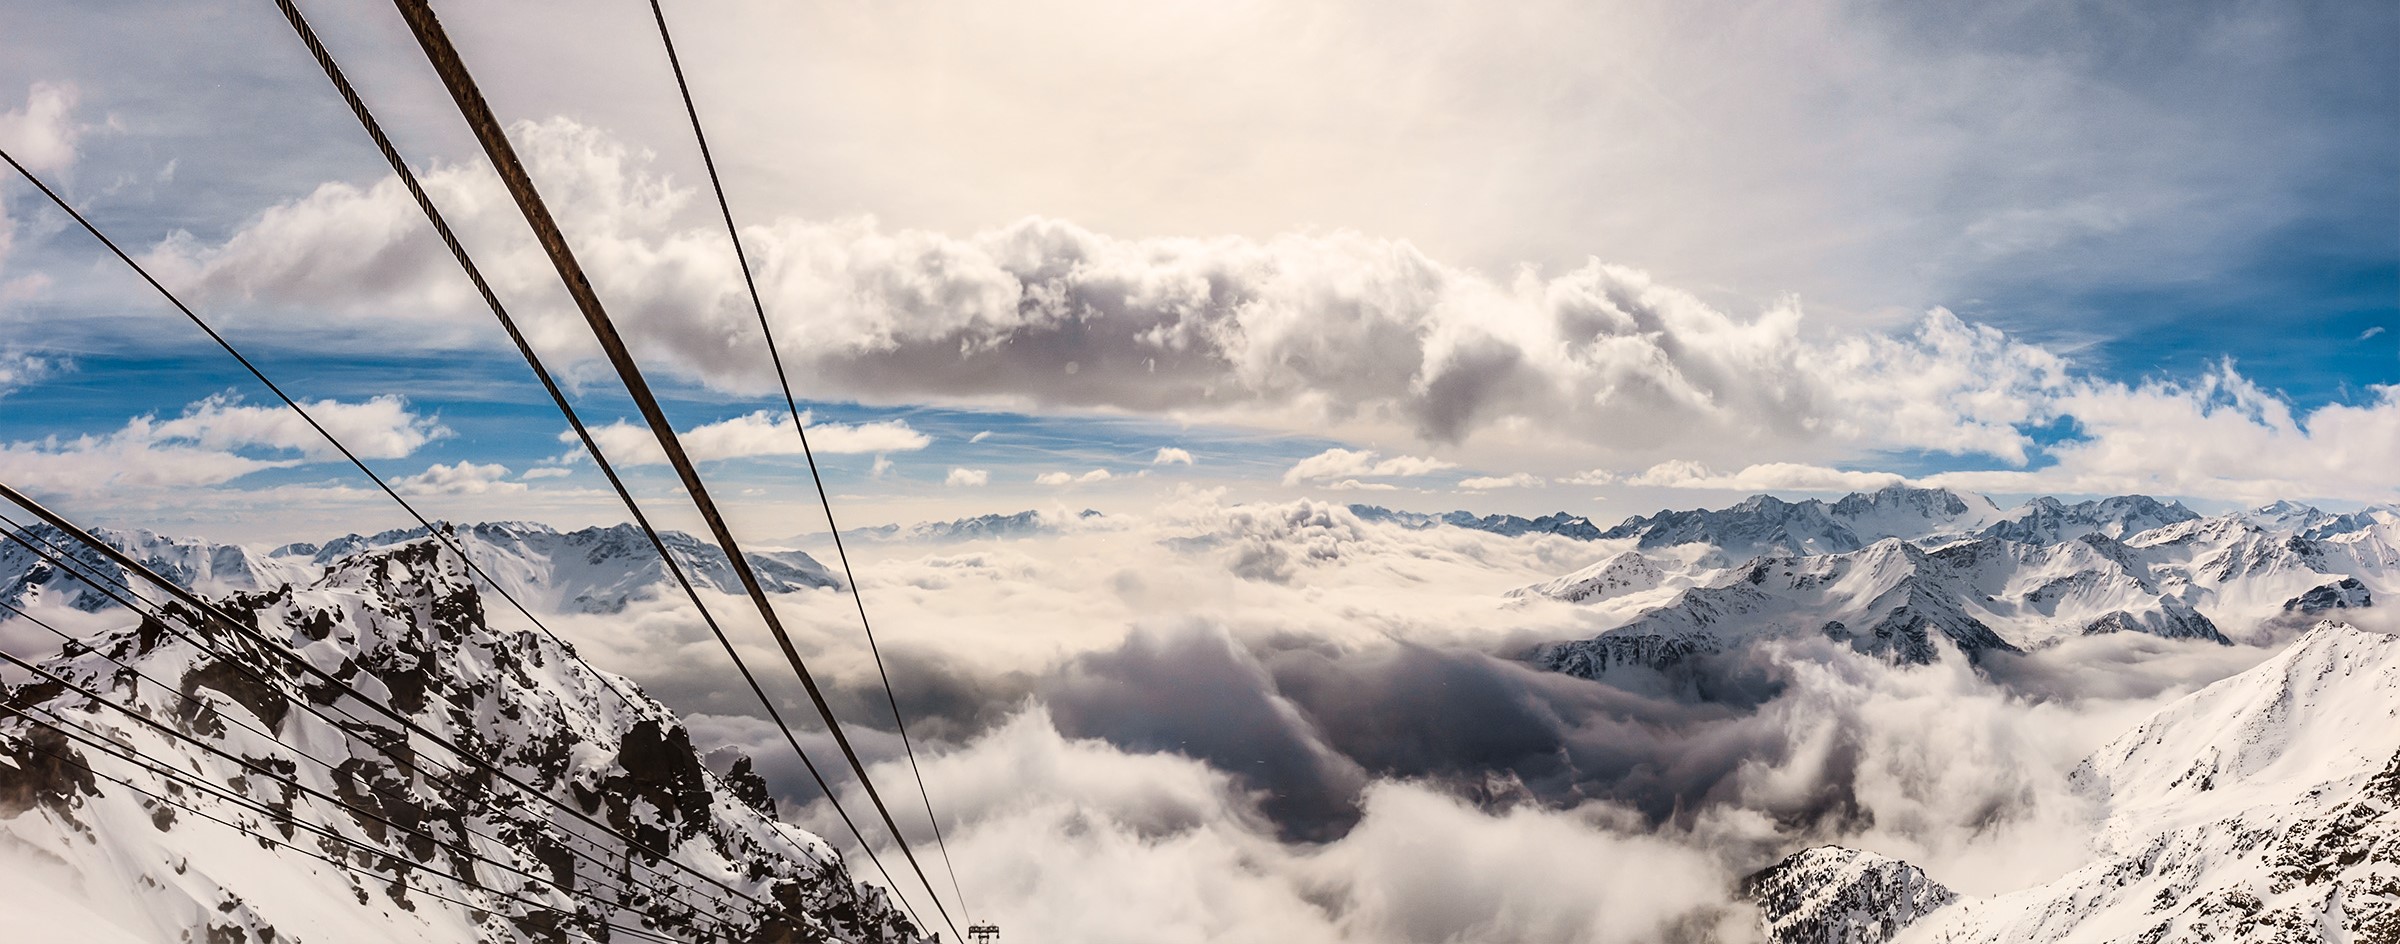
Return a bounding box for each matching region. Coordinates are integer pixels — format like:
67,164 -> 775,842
0,0 -> 989,939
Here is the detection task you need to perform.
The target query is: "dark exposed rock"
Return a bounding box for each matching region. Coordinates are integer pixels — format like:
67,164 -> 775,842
1745,845 -> 1956,943
2284,576 -> 2373,613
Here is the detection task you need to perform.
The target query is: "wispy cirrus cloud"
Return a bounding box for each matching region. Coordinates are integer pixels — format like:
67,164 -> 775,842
1036,469 -> 1113,487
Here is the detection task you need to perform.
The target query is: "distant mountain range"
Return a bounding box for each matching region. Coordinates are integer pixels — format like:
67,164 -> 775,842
840,508 -> 1101,543
1356,482 -> 2398,942
1351,486 -> 2391,674
2,521 -> 838,617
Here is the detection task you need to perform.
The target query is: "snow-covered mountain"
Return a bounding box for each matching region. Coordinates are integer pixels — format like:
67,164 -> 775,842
1349,505 -> 1606,541
1748,621 -> 2400,943
1593,486 -> 2009,561
1975,494 -> 2198,545
0,525 -> 313,613
1745,846 -> 1956,944
1522,490 -> 2397,673
5,521 -> 838,617
845,508 -> 1099,543
0,534 -> 918,943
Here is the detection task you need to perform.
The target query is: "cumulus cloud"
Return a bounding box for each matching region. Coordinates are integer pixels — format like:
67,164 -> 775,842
136,120 -> 2067,464
797,708 -> 1744,944
1922,365 -> 2400,503
1626,460 -> 1909,492
0,394 -> 443,497
577,410 -> 930,466
1036,469 -> 1112,487
521,466 -> 574,480
1151,447 -> 1194,466
146,394 -> 446,461
945,467 -> 990,487
1458,472 -> 1544,490
1282,448 -> 1455,486
390,461 -> 526,496
0,348 -> 66,398
0,83 -> 83,174
120,117 -> 2398,502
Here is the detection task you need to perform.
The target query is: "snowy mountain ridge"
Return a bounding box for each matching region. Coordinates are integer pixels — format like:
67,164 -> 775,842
0,534 -> 919,944
1519,488 -> 2399,676
3,520 -> 839,617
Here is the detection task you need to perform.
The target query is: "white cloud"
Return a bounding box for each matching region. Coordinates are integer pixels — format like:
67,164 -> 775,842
134,119 -> 2072,466
0,394 -> 440,497
1036,469 -> 1113,487
521,467 -> 573,480
1282,448 -> 1456,486
111,117 -> 2393,503
0,83 -> 83,174
870,454 -> 894,478
1151,447 -> 1194,466
1563,469 -> 1618,486
970,430 -> 994,443
946,467 -> 990,487
577,410 -> 930,466
1458,472 -> 1544,490
390,461 -> 526,496
1625,460 -> 1908,493
2361,326 -> 2386,341
1922,366 -> 2400,503
0,436 -> 295,496
147,394 -> 447,461
0,348 -> 66,398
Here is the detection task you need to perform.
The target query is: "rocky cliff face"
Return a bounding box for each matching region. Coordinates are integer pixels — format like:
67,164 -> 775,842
0,533 -> 918,944
1745,846 -> 1956,944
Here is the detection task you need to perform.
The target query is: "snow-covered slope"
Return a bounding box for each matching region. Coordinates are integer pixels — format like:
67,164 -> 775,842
0,534 -> 917,944
1754,622 -> 2400,944
4,521 -> 839,618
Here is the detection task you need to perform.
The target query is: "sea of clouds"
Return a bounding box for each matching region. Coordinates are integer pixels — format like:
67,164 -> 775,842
499,492 -> 2289,943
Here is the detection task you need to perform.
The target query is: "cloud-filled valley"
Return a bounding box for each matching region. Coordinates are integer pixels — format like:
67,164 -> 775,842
9,483 -> 2385,941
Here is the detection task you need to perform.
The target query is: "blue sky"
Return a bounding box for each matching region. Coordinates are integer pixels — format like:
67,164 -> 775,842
0,0 -> 2393,540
